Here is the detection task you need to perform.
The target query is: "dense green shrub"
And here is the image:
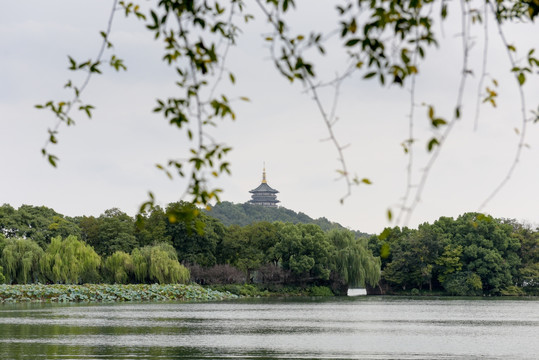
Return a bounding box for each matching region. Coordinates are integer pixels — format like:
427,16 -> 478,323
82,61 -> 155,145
308,286 -> 334,296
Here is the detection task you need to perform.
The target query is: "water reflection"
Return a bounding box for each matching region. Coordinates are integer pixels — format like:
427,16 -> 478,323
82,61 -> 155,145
0,297 -> 538,359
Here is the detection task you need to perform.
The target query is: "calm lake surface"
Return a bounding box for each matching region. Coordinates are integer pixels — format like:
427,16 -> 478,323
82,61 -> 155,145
0,297 -> 538,359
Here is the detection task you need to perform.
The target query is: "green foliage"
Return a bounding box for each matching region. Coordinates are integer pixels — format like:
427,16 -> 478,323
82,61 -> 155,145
308,286 -> 334,296
500,285 -> 526,296
206,202 -> 367,235
218,224 -> 264,279
1,202 -> 537,297
167,202 -> 222,267
443,272 -> 483,296
0,204 -> 75,248
0,266 -> 5,284
274,223 -> 332,281
135,206 -> 171,247
0,283 -> 238,303
104,251 -> 133,284
328,229 -> 381,288
83,208 -> 138,256
510,222 -> 539,294
131,243 -> 190,284
1,238 -> 44,284
131,248 -> 148,283
436,244 -> 463,284
376,213 -> 528,295
40,235 -> 101,284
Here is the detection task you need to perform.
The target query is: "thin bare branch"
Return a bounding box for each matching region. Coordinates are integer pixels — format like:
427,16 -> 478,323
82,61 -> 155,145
478,3 -> 529,211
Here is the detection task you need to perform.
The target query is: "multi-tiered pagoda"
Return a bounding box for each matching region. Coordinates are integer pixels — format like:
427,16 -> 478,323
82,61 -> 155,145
249,167 -> 280,207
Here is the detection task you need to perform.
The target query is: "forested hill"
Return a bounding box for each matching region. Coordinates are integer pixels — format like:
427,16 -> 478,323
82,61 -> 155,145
205,201 -> 369,237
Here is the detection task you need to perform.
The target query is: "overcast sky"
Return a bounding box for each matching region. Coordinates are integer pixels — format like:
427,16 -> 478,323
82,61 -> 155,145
1,1 -> 538,234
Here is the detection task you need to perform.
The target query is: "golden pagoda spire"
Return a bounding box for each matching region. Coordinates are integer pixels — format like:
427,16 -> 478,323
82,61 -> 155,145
262,162 -> 267,183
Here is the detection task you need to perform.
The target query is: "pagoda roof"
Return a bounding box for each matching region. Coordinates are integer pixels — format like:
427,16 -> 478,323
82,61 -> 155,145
249,182 -> 279,194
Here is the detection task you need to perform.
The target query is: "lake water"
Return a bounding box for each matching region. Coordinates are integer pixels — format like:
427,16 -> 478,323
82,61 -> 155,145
0,297 -> 538,359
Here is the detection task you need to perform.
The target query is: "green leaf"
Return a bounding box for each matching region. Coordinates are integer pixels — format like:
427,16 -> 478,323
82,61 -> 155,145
68,56 -> 77,70
517,72 -> 526,85
387,209 -> 393,221
48,154 -> 58,167
345,38 -> 360,47
427,137 -> 439,152
361,178 -> 372,185
432,118 -> 447,128
364,72 -> 376,79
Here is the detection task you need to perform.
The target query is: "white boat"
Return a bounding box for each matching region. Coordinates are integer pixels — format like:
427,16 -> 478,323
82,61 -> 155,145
347,288 -> 367,296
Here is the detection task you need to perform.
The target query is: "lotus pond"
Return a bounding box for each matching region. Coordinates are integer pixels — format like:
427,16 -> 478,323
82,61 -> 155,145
0,284 -> 238,303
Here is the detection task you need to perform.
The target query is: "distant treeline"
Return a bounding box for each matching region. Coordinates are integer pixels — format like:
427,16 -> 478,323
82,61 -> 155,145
205,201 -> 370,237
0,203 -> 537,296
0,203 -> 380,293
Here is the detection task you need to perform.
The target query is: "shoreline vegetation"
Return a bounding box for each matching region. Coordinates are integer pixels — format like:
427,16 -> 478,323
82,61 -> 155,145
0,284 -> 239,303
1,203 -> 538,297
0,283 -> 335,304
1,283 -> 536,304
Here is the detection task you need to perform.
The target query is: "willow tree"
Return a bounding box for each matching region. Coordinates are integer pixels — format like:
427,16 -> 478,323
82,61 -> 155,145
40,235 -> 101,284
131,243 -> 190,284
1,238 -> 44,284
104,251 -> 134,284
328,229 -> 381,288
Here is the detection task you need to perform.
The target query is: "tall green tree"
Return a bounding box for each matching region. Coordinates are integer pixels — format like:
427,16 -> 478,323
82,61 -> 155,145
104,251 -> 134,284
274,223 -> 332,282
48,215 -> 81,240
218,224 -> 264,282
135,206 -> 171,247
0,204 -> 69,248
1,238 -> 44,284
81,208 -> 138,256
40,235 -> 101,284
328,229 -> 381,288
167,202 -> 224,266
507,221 -> 539,294
449,213 -> 520,294
131,243 -> 190,284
